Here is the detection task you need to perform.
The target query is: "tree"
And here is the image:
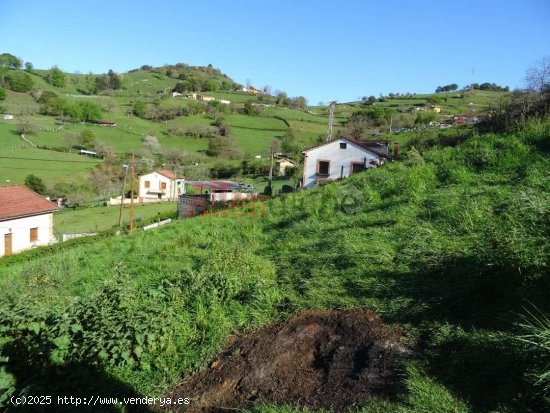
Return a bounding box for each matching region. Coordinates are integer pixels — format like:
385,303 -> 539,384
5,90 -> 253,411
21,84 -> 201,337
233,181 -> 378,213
133,100 -> 146,117
143,135 -> 160,153
0,87 -> 5,100
4,71 -> 33,92
24,62 -> 33,73
281,128 -> 301,157
79,101 -> 102,122
290,96 -> 308,109
0,53 -> 21,70
24,174 -> 46,194
526,56 -> 550,98
49,66 -> 66,87
107,69 -> 122,90
79,129 -> 96,147
207,135 -> 244,159
17,117 -> 35,134
426,95 -> 442,105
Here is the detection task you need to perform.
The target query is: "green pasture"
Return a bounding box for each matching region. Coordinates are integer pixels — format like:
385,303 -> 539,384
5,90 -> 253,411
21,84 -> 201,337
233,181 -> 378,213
54,202 -> 177,234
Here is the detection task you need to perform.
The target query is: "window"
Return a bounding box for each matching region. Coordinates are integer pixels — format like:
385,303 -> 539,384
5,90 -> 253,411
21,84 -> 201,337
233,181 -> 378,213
160,182 -> 167,190
30,227 -> 38,242
317,160 -> 330,176
144,181 -> 150,188
340,142 -> 347,149
351,162 -> 365,174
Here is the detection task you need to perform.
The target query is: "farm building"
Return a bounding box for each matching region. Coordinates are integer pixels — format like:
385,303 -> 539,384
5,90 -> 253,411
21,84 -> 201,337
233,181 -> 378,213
301,138 -> 387,189
177,181 -> 257,218
275,158 -> 296,176
0,185 -> 59,257
138,169 -> 184,202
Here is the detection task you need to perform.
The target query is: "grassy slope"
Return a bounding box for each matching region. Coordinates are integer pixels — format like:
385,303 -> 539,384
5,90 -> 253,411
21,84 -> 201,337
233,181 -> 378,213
0,119 -> 548,412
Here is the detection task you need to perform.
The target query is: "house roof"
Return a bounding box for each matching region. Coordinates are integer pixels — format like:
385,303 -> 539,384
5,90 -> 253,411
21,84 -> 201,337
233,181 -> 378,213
183,181 -> 255,191
141,169 -> 179,180
302,138 -> 387,158
0,185 -> 59,221
275,158 -> 296,164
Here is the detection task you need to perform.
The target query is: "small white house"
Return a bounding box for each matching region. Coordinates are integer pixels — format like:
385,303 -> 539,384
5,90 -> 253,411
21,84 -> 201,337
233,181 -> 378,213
302,138 -> 384,189
138,169 -> 184,202
3,115 -> 13,120
0,185 -> 59,257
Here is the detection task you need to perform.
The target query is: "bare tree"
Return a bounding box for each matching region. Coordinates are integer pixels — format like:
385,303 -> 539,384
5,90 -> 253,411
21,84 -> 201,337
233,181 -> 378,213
526,56 -> 550,97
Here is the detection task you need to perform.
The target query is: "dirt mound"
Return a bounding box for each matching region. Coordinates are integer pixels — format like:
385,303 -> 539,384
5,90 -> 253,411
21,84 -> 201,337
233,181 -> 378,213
164,309 -> 410,412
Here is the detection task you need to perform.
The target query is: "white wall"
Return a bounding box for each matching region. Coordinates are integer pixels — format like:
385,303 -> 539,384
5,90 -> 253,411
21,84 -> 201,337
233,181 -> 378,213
302,139 -> 380,189
138,173 -> 179,201
0,213 -> 55,257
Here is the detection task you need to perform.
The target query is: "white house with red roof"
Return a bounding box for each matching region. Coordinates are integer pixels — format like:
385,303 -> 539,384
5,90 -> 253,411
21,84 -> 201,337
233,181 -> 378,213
301,138 -> 386,189
0,185 -> 59,257
138,169 -> 184,202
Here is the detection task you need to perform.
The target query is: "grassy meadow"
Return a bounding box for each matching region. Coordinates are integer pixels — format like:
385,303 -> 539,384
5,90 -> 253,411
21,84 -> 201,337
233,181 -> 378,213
0,118 -> 548,412
53,202 -> 177,234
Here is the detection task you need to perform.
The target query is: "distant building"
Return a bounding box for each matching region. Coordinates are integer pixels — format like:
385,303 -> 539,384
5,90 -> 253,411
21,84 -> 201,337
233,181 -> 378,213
0,185 -> 59,257
185,93 -> 215,101
138,169 -> 184,202
301,138 -> 385,189
242,86 -> 265,94
275,158 -> 296,176
96,120 -> 117,127
177,181 -> 257,218
3,115 -> 14,120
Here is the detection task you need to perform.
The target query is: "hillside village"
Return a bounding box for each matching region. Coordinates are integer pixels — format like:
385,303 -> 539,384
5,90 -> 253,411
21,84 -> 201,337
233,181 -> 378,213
0,49 -> 549,413
0,51 -> 509,243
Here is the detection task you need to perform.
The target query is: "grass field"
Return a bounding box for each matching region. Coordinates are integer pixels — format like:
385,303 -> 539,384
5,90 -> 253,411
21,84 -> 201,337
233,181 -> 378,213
54,202 -> 177,234
0,118 -> 548,412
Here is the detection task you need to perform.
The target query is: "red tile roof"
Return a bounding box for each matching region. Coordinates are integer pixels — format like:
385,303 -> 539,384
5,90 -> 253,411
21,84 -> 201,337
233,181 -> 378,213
155,169 -> 177,180
0,185 -> 59,221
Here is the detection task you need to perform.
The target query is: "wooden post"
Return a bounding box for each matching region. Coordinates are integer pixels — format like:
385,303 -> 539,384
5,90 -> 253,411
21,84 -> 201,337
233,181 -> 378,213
117,165 -> 128,228
129,153 -> 135,233
269,146 -> 274,185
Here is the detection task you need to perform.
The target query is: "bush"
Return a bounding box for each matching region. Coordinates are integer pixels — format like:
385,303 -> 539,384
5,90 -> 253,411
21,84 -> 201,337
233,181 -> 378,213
24,174 -> 46,194
4,70 -> 33,92
0,87 -> 6,100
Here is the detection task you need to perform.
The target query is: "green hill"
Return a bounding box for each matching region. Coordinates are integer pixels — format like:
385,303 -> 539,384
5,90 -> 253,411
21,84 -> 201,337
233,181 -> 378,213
0,58 -> 511,209
0,117 -> 548,412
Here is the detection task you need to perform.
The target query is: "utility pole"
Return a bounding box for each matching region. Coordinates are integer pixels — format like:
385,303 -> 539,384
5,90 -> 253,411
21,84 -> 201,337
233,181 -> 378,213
129,153 -> 135,233
268,146 -> 274,186
326,101 -> 336,142
117,164 -> 129,228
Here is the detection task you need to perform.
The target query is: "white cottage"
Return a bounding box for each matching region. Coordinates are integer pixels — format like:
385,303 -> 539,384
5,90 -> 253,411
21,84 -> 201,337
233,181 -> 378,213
0,185 -> 59,257
138,169 -> 184,202
302,138 -> 384,189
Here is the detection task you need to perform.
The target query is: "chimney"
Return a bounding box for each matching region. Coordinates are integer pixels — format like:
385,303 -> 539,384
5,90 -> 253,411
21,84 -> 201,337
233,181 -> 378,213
393,143 -> 399,160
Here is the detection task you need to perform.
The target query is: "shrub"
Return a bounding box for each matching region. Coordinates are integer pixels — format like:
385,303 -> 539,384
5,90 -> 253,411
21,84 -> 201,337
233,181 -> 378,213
4,70 -> 33,92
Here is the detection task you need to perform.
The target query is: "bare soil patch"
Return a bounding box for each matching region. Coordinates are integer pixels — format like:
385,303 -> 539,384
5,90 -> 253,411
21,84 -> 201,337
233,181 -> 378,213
164,309 -> 409,412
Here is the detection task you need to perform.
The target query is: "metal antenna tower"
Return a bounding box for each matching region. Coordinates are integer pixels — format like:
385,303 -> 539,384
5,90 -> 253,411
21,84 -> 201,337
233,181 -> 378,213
326,101 -> 336,142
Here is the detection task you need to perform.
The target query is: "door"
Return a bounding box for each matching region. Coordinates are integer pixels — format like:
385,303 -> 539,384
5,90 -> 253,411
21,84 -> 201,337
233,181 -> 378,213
4,233 -> 12,256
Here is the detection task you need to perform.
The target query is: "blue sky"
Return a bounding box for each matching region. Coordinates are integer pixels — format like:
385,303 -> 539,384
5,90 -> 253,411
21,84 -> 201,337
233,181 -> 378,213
1,0 -> 549,104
